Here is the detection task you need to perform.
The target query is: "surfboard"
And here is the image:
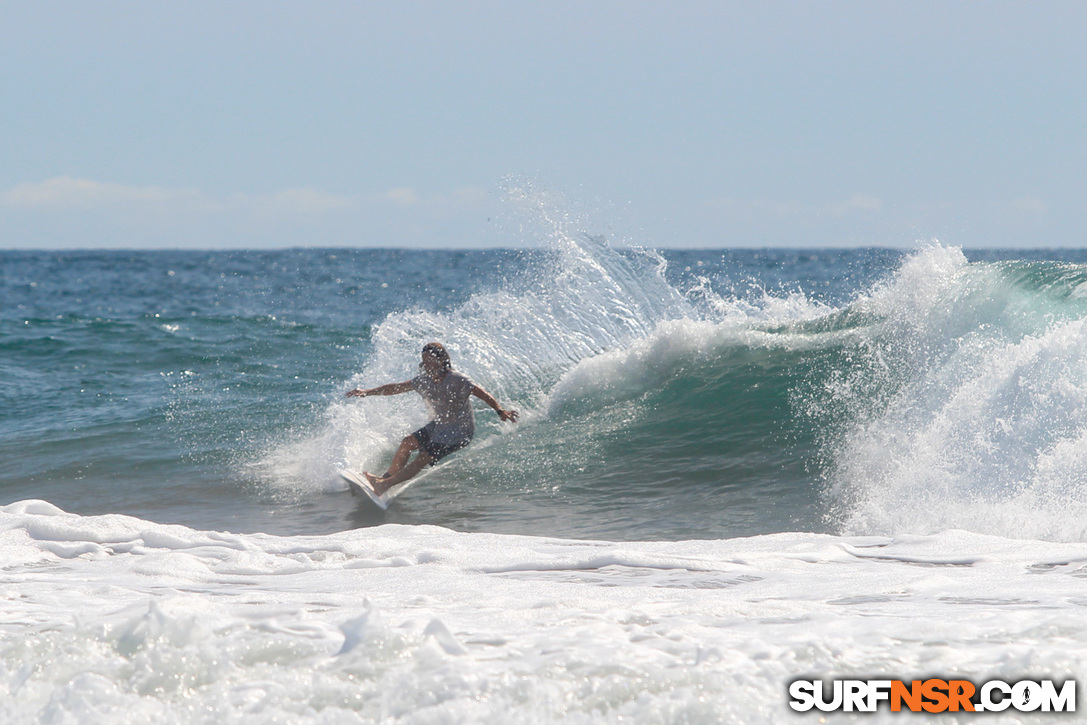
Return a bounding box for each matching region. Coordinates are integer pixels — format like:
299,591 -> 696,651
341,457 -> 443,510
340,469 -> 390,510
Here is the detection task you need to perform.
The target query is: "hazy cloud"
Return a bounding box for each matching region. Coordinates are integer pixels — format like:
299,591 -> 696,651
0,177 -> 496,248
2,177 -> 488,216
1,176 -> 214,211
384,188 -> 420,207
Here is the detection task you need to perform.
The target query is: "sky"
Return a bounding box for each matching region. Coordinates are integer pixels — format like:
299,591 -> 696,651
2,1 -> 1085,250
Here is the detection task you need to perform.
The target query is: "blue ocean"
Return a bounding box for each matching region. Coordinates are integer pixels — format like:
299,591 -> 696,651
3,209 -> 1087,722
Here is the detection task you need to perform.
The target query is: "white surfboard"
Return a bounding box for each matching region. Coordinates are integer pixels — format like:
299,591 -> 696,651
341,467 -> 432,509
340,469 -> 390,510
341,454 -> 449,510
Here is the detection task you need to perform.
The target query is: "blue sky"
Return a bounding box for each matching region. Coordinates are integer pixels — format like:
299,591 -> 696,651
2,2 -> 1085,249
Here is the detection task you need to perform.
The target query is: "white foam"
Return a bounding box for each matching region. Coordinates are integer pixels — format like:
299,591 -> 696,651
825,245 -> 1087,541
2,502 -> 1085,722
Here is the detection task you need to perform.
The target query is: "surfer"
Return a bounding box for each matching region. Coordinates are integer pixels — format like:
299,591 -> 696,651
346,342 -> 519,494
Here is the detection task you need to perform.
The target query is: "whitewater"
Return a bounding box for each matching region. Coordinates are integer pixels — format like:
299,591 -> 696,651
4,195 -> 1087,721
4,501 -> 1086,723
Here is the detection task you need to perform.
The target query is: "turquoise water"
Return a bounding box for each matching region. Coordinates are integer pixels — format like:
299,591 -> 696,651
5,241 -> 1087,543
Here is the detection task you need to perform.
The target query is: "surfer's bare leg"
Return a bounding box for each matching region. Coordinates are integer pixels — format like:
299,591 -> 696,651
365,451 -> 432,495
386,434 -> 420,477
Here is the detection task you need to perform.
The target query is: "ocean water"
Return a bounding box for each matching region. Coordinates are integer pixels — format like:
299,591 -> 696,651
4,208 -> 1087,721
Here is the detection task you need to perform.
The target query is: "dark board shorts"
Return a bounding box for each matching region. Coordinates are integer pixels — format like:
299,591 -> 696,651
412,422 -> 471,464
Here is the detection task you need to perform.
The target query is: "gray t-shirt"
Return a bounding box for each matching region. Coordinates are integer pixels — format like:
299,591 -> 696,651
411,370 -> 476,445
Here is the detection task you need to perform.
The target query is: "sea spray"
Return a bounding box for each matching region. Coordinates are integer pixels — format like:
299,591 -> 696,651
260,203 -> 860,539
814,246 -> 1087,541
266,187 -> 694,494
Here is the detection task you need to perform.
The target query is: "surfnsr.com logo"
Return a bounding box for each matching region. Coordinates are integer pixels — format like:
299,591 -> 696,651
789,679 -> 1076,713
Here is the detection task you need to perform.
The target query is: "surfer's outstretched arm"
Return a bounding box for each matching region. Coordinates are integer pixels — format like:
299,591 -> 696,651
346,381 -> 413,398
470,385 -> 519,423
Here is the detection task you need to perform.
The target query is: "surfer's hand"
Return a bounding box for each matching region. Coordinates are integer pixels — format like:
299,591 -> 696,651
498,409 -> 519,423
346,388 -> 369,398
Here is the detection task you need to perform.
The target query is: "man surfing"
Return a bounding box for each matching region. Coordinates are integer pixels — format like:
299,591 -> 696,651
346,342 -> 519,495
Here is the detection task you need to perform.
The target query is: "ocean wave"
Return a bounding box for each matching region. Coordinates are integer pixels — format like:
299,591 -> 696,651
254,221 -> 1087,543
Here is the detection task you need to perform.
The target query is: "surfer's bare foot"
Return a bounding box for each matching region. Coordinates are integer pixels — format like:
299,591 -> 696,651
363,471 -> 389,495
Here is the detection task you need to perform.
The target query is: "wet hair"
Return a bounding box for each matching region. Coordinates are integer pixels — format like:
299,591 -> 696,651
422,342 -> 452,372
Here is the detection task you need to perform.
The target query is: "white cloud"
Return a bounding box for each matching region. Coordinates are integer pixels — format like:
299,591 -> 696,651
0,178 -> 486,217
0,177 -> 500,248
383,187 -> 420,207
1,176 -> 214,211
